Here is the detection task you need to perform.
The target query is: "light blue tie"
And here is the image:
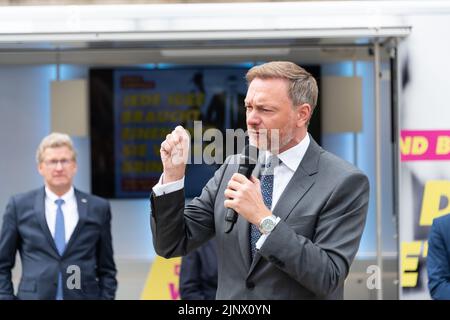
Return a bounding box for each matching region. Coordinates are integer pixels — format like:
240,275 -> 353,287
250,156 -> 277,259
54,199 -> 65,300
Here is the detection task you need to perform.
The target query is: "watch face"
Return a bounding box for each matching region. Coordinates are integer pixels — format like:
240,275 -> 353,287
261,217 -> 276,233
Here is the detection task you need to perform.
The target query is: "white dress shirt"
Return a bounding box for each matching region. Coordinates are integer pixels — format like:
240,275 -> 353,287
152,134 -> 311,247
45,186 -> 79,244
265,134 -> 310,211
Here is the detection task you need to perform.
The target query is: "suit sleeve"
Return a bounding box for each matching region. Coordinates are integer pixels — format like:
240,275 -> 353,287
427,219 -> 450,300
150,156 -> 231,259
179,250 -> 206,300
0,197 -> 19,300
96,202 -> 117,300
259,171 -> 370,298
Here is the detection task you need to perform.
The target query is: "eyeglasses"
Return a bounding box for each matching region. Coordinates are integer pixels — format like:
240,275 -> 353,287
43,159 -> 73,168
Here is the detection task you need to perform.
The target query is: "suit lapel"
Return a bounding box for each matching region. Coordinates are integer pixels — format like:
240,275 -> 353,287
273,137 -> 321,221
34,187 -> 60,258
62,189 -> 88,257
246,136 -> 322,277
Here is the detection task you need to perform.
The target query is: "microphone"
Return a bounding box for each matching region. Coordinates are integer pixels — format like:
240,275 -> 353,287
224,144 -> 259,233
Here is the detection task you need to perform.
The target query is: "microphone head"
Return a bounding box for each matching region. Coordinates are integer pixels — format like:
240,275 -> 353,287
237,144 -> 259,178
240,144 -> 259,165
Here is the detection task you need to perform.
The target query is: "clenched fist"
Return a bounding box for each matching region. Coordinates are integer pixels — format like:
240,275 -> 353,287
160,125 -> 190,184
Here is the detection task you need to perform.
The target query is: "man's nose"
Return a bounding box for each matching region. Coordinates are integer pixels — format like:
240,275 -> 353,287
246,109 -> 261,126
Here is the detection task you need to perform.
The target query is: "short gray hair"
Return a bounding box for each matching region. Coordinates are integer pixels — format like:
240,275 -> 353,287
36,132 -> 77,163
246,61 -> 318,110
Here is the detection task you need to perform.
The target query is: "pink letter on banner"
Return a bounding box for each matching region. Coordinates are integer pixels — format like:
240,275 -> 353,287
401,130 -> 450,161
168,283 -> 180,300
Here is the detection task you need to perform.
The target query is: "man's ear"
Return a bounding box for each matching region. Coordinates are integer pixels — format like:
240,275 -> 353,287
37,163 -> 44,177
296,103 -> 312,127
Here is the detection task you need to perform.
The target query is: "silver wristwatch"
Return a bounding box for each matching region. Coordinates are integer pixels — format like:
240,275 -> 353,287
259,215 -> 278,235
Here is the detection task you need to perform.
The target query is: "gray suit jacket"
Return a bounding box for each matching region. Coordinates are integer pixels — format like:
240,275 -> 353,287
0,187 -> 117,300
150,137 -> 369,299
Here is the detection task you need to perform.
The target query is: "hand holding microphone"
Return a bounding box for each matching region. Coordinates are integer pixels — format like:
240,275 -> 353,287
224,144 -> 266,233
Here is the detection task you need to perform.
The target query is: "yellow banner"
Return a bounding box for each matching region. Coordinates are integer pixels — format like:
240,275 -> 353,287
140,256 -> 181,300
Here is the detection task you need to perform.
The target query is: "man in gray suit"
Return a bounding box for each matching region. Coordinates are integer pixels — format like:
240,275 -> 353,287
150,61 -> 369,299
0,133 -> 117,299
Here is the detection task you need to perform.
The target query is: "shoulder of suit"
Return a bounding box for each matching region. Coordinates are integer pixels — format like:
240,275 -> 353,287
319,149 -> 367,178
10,187 -> 43,203
433,214 -> 450,227
74,189 -> 109,206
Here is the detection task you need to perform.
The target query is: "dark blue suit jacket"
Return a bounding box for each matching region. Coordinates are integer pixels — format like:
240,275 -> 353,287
0,187 -> 117,300
179,239 -> 217,300
427,214 -> 450,300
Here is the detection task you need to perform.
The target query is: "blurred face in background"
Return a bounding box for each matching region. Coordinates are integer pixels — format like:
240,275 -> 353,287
38,146 -> 77,196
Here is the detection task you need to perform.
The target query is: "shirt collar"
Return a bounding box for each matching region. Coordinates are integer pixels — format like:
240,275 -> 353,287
264,133 -> 310,172
45,186 -> 75,204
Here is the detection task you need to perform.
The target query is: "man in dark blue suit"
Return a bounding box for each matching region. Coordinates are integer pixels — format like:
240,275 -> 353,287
0,133 -> 117,300
427,214 -> 450,300
179,239 -> 217,300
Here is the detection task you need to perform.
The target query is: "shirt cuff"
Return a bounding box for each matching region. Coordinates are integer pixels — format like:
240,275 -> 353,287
152,174 -> 185,196
255,216 -> 281,250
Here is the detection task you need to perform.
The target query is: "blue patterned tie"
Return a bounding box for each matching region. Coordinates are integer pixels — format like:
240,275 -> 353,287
250,156 -> 277,259
54,199 -> 65,300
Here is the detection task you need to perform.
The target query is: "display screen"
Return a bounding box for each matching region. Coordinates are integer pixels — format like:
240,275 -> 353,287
90,65 -> 321,198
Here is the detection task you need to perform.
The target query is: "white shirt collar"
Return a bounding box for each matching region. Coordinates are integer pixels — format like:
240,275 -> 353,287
45,186 -> 75,203
264,133 -> 310,172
